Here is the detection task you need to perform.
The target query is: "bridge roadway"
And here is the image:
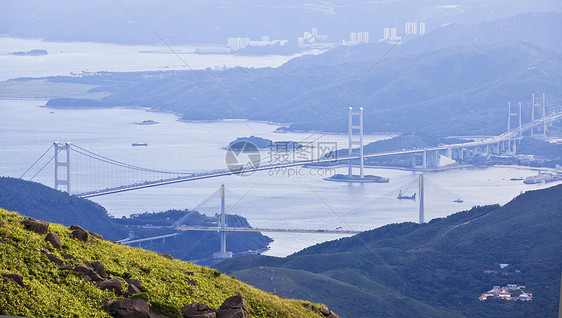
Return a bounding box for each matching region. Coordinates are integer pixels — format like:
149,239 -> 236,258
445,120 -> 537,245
117,226 -> 360,244
76,113 -> 562,198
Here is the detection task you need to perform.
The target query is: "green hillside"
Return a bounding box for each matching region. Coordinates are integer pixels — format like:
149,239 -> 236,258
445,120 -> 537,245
0,208 -> 335,317
216,185 -> 562,317
0,177 -> 127,240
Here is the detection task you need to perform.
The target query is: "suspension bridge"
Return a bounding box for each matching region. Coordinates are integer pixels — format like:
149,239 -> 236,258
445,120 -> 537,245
19,109 -> 561,198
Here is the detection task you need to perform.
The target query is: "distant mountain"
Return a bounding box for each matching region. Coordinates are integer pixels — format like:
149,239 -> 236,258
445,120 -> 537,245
2,1 -> 560,45
47,39 -> 562,135
215,184 -> 562,317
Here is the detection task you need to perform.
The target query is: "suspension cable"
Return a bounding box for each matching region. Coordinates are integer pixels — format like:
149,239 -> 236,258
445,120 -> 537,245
29,146 -> 63,181
70,144 -> 193,175
20,144 -> 53,179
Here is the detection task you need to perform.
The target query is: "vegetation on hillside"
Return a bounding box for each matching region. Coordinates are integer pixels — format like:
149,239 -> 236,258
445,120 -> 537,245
0,177 -> 127,240
0,208 -> 330,317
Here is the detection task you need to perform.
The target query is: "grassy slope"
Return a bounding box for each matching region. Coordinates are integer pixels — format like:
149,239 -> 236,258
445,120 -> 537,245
0,177 -> 127,240
0,209 -> 327,318
217,185 -> 562,317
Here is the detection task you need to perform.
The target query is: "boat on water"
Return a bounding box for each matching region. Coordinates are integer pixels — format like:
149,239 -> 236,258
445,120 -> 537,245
397,189 -> 416,200
132,143 -> 148,147
453,199 -> 463,203
510,177 -> 523,181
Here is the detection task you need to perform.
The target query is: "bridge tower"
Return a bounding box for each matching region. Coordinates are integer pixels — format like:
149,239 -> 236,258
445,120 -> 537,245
348,107 -> 365,178
507,101 -> 522,154
54,142 -> 71,193
531,93 -> 547,137
213,184 -> 232,259
418,174 -> 424,224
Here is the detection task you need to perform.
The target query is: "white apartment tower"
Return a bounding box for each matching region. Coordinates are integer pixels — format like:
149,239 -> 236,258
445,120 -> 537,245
383,28 -> 390,40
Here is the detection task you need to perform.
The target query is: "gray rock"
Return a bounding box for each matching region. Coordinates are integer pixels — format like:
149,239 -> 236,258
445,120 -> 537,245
59,265 -> 73,270
187,279 -> 197,287
181,303 -> 217,318
127,283 -> 141,295
88,231 -> 104,240
2,273 -> 24,287
159,253 -> 174,260
181,271 -> 194,276
74,265 -> 94,276
219,295 -> 249,312
92,261 -> 107,278
98,278 -> 122,293
70,225 -> 89,242
105,298 -> 151,318
46,253 -> 64,265
21,219 -> 49,234
63,254 -> 78,261
125,278 -> 142,288
40,248 -> 50,255
217,295 -> 249,318
45,232 -> 62,249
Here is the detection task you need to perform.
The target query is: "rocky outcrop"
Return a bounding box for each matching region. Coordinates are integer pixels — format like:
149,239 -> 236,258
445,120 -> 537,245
74,265 -> 103,283
45,232 -> 62,249
180,295 -> 251,318
98,278 -> 123,293
303,303 -> 339,318
46,253 -> 64,265
70,225 -> 89,242
125,278 -> 142,289
92,261 -> 107,278
105,298 -> 151,318
21,219 -> 49,234
181,303 -> 217,318
127,283 -> 141,295
158,253 -> 174,260
88,231 -> 104,240
2,273 -> 24,287
217,295 -> 249,318
63,254 -> 78,261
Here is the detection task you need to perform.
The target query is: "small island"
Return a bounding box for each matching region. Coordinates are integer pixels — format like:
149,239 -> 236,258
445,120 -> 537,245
133,120 -> 159,125
228,136 -> 302,150
10,49 -> 48,56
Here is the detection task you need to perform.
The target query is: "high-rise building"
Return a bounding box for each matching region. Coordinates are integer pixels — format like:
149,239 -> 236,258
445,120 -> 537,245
356,32 -> 362,43
419,22 -> 426,35
261,35 -> 270,43
405,22 -> 418,35
350,32 -> 356,42
312,27 -> 318,36
383,28 -> 390,40
363,32 -> 369,43
390,28 -> 397,39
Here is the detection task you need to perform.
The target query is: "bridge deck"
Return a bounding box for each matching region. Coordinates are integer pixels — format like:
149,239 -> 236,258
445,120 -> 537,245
75,113 -> 562,198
